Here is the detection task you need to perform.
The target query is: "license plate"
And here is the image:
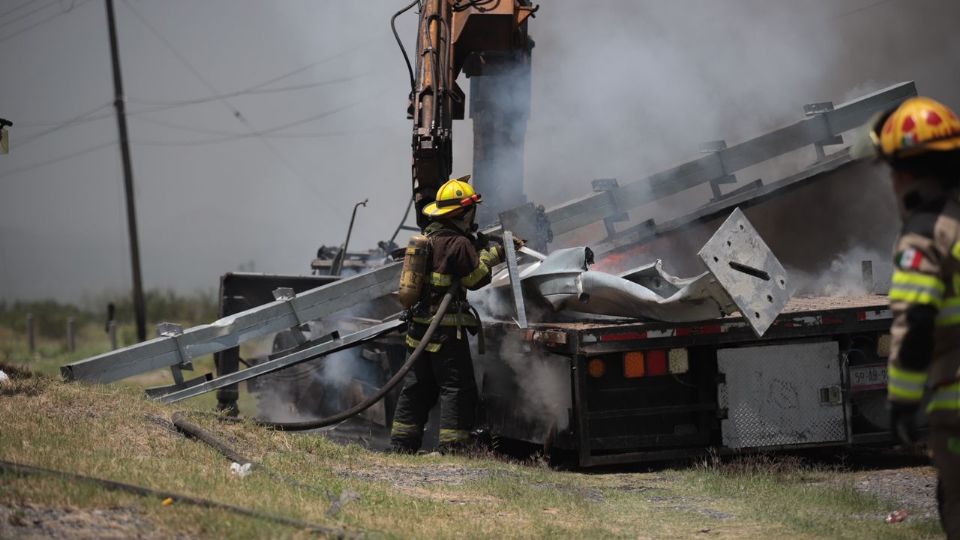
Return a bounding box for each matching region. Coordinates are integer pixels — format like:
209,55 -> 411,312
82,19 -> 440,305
850,364 -> 888,392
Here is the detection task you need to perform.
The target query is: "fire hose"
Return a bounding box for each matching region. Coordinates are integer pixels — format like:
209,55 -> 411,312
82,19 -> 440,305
248,287 -> 457,431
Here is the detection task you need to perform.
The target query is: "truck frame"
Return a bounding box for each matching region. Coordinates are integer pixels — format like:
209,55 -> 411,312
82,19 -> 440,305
480,296 -> 892,467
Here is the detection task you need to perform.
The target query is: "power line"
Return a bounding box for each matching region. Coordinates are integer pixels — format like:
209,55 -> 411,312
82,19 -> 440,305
119,0 -> 347,218
0,0 -> 92,44
0,0 -> 58,30
0,0 -> 40,20
13,71 -> 375,148
125,71 -> 373,113
16,102 -> 113,148
130,89 -> 389,146
0,140 -> 115,180
17,103 -> 112,127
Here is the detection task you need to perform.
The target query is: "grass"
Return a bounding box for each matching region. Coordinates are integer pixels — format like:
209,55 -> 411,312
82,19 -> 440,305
0,324 -> 946,538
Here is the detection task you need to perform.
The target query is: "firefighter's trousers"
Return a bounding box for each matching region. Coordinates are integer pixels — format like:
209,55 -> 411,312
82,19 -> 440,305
390,331 -> 478,452
931,419 -> 960,539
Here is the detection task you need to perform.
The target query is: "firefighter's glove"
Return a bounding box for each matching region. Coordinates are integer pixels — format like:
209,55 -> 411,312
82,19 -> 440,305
479,245 -> 504,267
889,400 -> 920,446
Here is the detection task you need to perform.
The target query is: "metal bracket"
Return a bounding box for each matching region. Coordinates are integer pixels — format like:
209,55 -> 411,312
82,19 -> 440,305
804,102 -> 844,160
157,322 -> 191,385
698,208 -> 792,337
272,287 -> 305,327
591,179 -> 628,237
503,230 -> 528,329
699,140 -> 739,202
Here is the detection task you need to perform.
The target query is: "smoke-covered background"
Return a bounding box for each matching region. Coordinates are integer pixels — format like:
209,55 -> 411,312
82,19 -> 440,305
2,0 -> 959,302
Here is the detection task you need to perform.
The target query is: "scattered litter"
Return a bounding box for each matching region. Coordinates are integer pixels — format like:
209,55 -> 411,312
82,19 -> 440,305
161,498 -> 174,506
698,528 -> 712,534
230,462 -> 252,478
0,370 -> 9,384
885,509 -> 909,523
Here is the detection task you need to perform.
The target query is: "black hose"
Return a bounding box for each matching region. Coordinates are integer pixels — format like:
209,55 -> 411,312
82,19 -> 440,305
254,288 -> 456,431
391,0 -> 420,93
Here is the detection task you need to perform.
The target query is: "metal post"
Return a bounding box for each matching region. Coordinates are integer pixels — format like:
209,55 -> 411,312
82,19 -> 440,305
861,260 -> 874,294
331,199 -> 368,276
108,321 -> 118,350
105,0 -> 147,343
26,313 -> 35,354
66,318 -> 76,353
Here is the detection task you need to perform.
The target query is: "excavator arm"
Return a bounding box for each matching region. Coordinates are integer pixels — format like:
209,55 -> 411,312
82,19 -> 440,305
409,0 -> 537,228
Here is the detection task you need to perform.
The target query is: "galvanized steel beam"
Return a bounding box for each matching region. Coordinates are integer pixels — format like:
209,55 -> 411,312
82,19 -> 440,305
541,81 -> 916,238
62,263 -> 402,383
156,319 -> 405,403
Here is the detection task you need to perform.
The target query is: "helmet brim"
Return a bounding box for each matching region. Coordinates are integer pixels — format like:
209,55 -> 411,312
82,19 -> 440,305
895,136 -> 960,160
422,202 -> 461,218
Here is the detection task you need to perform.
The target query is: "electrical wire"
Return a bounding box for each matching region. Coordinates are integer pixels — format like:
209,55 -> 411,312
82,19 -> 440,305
130,89 -> 389,147
452,0 -> 501,12
391,0 -> 420,93
0,140 -> 115,180
0,0 -> 91,44
0,0 -> 58,30
118,0 -> 345,217
15,102 -> 113,148
127,72 -> 372,112
133,116 -> 384,141
0,0 -> 40,20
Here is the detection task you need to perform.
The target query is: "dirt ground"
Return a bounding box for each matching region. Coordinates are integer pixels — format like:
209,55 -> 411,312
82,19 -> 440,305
0,503 -> 183,540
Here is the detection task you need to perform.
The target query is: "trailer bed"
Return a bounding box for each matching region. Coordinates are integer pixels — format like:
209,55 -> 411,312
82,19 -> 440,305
477,294 -> 895,466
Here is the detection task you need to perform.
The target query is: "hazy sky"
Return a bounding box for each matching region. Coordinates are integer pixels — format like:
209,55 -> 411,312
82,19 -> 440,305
2,0 -> 959,303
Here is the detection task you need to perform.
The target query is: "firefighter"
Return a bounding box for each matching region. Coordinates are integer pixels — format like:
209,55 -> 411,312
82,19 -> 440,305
390,175 -> 505,453
870,96 -> 960,538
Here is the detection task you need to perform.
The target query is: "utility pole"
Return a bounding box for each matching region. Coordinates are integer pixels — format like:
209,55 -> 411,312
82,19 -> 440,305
105,0 -> 147,342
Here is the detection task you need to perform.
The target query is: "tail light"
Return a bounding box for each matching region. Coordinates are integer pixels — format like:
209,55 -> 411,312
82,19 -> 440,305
587,358 -> 606,378
622,349 -> 689,378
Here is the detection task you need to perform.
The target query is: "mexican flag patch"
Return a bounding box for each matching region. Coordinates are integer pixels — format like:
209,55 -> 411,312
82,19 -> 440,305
897,248 -> 924,270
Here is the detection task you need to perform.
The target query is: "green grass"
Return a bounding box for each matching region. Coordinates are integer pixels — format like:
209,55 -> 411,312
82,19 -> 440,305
0,324 -> 946,539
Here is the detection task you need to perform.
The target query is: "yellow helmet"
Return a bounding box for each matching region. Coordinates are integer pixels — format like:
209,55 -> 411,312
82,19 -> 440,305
422,175 -> 482,218
871,96 -> 960,161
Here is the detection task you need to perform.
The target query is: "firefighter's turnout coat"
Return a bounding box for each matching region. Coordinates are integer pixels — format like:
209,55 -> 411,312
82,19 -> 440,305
887,183 -> 960,538
391,221 -> 503,451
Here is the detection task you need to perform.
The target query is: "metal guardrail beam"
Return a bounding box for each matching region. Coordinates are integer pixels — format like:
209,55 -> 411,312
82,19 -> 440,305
156,319 -> 404,403
542,82 -> 916,237
62,263 -> 402,383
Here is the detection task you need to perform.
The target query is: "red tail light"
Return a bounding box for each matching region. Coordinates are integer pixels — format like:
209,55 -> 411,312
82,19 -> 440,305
647,349 -> 667,375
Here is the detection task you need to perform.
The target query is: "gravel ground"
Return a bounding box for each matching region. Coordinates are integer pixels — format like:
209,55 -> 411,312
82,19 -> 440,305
0,503 -> 180,540
848,466 -> 939,519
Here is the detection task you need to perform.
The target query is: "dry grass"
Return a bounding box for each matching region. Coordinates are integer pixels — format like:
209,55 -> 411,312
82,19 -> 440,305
0,325 -> 947,539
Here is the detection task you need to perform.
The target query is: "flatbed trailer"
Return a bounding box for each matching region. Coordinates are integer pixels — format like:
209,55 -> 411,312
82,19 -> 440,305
479,295 -> 895,467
